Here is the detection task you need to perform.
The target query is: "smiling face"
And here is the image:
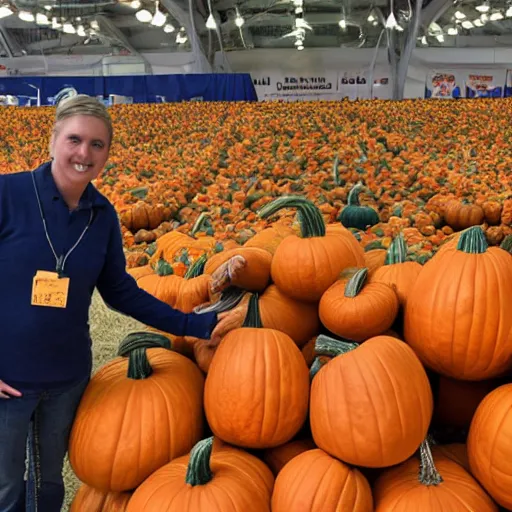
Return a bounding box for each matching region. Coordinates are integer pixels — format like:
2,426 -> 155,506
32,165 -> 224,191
50,114 -> 110,189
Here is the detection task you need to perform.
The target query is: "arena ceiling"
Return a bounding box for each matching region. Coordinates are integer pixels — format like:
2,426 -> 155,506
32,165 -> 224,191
0,0 -> 510,58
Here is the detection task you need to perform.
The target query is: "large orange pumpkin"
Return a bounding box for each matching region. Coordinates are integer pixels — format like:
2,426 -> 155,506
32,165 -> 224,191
258,196 -> 364,302
467,383 -> 512,510
271,449 -> 373,512
310,335 -> 433,468
126,437 -> 274,512
368,233 -> 421,308
443,199 -> 485,231
374,440 -> 498,511
70,484 -> 132,512
404,226 -> 512,380
204,294 -> 310,449
319,267 -> 399,342
263,438 -> 316,476
69,332 -> 205,491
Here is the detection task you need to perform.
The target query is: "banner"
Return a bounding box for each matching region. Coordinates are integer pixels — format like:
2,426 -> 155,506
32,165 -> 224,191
338,69 -> 391,100
252,71 -> 339,101
252,69 -> 391,101
425,71 -> 461,99
465,72 -> 503,98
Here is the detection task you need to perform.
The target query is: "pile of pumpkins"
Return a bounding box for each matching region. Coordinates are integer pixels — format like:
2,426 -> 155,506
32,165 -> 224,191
69,195 -> 512,511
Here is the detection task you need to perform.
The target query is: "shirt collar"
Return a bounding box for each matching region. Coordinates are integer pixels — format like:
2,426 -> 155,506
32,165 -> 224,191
33,161 -> 110,210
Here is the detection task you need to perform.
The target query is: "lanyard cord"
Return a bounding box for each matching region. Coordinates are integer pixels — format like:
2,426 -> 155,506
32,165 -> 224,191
31,171 -> 93,276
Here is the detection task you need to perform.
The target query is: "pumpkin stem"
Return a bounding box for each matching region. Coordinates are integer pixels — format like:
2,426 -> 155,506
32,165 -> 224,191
310,356 -> 331,380
154,257 -> 174,276
190,212 -> 210,237
118,331 -> 172,357
344,268 -> 368,297
193,287 -> 247,314
347,182 -> 364,206
332,154 -> 341,186
242,293 -> 263,328
456,226 -> 488,254
385,233 -> 407,265
500,234 -> 512,255
315,334 -> 359,357
184,253 -> 207,279
258,196 -> 326,238
127,348 -> 153,379
418,439 -> 443,486
185,437 -> 214,486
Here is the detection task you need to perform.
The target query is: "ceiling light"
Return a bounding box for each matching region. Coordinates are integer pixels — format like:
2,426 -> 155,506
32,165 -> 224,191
436,34 -> 444,42
135,9 -> 152,22
447,27 -> 458,35
385,12 -> 400,30
454,11 -> 466,19
339,18 -> 346,29
461,20 -> 474,28
421,35 -> 427,45
368,14 -> 375,22
163,23 -> 175,32
77,24 -> 86,36
0,6 -> 13,18
297,44 -> 304,50
206,13 -> 216,29
475,1 -> 490,12
507,6 -> 512,17
18,11 -> 35,22
151,5 -> 166,27
429,22 -> 441,32
90,20 -> 99,30
62,22 -> 76,34
234,8 -> 244,27
490,11 -> 504,20
473,18 -> 484,26
44,5 -> 52,10
36,13 -> 50,24
51,17 -> 61,29
480,13 -> 489,22
130,0 -> 141,8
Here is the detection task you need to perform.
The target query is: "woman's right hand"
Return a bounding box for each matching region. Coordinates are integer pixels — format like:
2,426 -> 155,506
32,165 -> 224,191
0,380 -> 22,399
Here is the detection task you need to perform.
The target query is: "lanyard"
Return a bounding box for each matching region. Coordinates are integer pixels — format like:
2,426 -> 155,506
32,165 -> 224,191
31,172 -> 93,277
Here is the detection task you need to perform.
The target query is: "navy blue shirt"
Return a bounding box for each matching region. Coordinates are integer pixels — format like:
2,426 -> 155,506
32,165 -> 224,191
0,162 -> 217,390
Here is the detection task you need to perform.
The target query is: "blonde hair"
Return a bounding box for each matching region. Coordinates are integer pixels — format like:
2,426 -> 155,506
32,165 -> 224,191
54,94 -> 113,144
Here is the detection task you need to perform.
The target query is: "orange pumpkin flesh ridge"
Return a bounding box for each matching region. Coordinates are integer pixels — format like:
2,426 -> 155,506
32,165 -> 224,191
127,437 -> 274,511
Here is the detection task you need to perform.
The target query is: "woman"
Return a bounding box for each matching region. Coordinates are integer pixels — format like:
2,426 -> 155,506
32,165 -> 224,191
0,95 -> 227,512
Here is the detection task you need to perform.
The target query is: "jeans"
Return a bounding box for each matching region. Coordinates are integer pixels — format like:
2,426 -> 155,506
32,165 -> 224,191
0,377 -> 89,512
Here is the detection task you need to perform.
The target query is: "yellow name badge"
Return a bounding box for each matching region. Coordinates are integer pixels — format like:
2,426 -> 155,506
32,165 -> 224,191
31,271 -> 70,308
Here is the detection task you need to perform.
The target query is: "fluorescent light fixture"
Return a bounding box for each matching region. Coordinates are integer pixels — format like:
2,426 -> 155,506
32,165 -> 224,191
0,5 -> 13,18
475,2 -> 490,12
62,23 -> 76,34
18,11 -> 35,22
151,9 -> 166,27
206,13 -> 216,29
490,11 -> 504,20
135,9 -> 152,22
36,13 -> 50,24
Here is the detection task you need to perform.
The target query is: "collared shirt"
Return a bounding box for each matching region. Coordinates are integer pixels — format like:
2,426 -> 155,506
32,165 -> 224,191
0,161 -> 216,390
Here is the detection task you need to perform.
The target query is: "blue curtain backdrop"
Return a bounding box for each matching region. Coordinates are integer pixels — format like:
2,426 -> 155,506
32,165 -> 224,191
0,73 -> 257,105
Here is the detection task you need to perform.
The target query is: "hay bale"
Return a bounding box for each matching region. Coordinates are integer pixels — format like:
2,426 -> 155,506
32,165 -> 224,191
62,289 -> 144,511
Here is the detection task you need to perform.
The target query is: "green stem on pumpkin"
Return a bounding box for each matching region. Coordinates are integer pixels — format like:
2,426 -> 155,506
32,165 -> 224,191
242,293 -> 263,328
193,287 -> 247,314
332,154 -> 341,185
184,253 -> 208,279
347,182 -> 364,206
500,235 -> 512,255
418,439 -> 443,486
190,212 -> 210,237
315,334 -> 359,357
384,233 -> 408,265
456,226 -> 488,254
185,437 -> 214,486
118,331 -> 172,357
310,356 -> 330,380
155,256 -> 174,276
127,348 -> 153,379
258,196 -> 326,238
344,268 -> 368,298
